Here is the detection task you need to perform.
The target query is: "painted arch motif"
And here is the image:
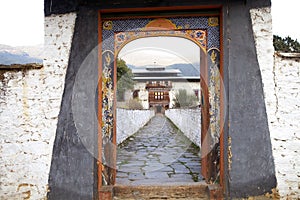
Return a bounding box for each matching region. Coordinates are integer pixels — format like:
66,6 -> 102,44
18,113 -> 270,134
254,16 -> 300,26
100,17 -> 221,185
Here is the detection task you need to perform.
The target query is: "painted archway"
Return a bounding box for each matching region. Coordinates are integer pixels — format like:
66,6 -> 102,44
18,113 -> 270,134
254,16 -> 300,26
98,16 -> 222,191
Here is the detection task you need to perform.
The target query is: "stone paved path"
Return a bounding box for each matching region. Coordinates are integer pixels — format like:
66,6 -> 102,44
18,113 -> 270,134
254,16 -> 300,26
116,114 -> 203,185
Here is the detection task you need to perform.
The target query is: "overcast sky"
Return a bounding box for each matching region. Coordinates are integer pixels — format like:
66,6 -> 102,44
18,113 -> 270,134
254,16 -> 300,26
118,37 -> 201,66
0,0 -> 44,46
0,0 -> 298,46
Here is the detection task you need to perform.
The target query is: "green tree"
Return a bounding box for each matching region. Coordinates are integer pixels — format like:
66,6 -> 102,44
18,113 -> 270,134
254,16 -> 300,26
117,58 -> 135,101
173,89 -> 198,108
273,35 -> 300,53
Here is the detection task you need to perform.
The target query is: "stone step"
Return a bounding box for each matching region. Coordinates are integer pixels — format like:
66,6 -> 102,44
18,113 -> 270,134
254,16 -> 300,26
113,183 -> 210,200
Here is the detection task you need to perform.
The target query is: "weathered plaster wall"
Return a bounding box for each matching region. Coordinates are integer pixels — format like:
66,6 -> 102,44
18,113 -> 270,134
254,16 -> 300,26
273,54 -> 300,198
0,13 -> 76,199
165,108 -> 201,147
117,108 -> 155,144
251,7 -> 300,198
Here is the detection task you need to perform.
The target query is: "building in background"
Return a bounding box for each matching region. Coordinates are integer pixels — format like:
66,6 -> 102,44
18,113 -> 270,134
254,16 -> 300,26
128,65 -> 200,112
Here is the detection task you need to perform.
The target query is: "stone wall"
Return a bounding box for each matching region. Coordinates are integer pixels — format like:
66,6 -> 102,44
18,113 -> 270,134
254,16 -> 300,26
165,108 -> 201,147
272,53 -> 300,198
117,108 -> 155,144
0,13 -> 76,199
251,7 -> 300,198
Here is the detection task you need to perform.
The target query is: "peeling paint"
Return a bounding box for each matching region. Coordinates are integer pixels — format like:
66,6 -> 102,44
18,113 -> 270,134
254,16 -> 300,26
21,70 -> 29,121
17,183 -> 35,200
227,136 -> 232,172
264,188 -> 280,199
273,54 -> 279,120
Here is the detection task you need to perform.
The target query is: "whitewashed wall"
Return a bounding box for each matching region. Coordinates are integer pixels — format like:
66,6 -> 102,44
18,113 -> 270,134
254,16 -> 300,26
0,13 -> 76,199
272,53 -> 300,198
251,7 -> 300,198
117,108 -> 155,144
165,108 -> 201,147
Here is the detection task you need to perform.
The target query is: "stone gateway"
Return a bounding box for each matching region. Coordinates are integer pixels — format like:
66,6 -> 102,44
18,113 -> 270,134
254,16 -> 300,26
0,0 -> 299,199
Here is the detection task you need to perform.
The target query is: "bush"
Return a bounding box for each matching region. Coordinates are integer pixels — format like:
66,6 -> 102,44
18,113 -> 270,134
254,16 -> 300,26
273,35 -> 300,53
127,98 -> 143,110
173,89 -> 198,108
117,58 -> 135,101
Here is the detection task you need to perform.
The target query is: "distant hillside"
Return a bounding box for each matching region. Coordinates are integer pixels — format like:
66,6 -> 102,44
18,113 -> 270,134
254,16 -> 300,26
18,44 -> 44,59
127,64 -> 137,70
0,44 -> 43,65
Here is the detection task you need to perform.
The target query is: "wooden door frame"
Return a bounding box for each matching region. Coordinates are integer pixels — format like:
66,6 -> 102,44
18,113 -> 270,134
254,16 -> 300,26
98,5 -> 226,198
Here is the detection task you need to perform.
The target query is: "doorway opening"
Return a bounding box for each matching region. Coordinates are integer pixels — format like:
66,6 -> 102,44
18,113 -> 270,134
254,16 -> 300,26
116,35 -> 203,185
98,14 -> 223,196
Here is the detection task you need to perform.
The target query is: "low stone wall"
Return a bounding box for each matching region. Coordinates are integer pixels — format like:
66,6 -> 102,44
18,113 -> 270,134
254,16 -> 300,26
165,108 -> 201,147
271,53 -> 300,198
117,108 -> 155,144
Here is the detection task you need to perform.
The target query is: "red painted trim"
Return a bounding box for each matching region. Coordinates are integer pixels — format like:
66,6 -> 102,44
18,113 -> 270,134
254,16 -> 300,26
97,10 -> 103,193
219,7 -> 226,195
200,45 -> 210,180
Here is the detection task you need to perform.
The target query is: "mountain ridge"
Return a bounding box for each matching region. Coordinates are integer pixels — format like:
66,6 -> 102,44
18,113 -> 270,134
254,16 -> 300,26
0,44 -> 43,65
